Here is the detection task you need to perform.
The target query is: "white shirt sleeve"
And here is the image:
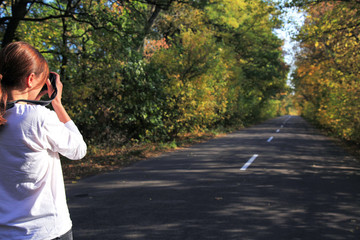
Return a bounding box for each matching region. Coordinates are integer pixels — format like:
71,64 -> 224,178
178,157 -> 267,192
65,120 -> 82,135
40,109 -> 87,160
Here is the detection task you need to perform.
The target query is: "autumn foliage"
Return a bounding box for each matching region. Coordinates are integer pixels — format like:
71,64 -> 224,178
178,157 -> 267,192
293,1 -> 360,144
0,0 -> 289,146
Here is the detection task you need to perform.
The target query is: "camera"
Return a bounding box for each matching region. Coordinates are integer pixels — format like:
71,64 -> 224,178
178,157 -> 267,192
41,72 -> 57,92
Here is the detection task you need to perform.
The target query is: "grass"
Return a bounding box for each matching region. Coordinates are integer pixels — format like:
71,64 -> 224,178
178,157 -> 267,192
303,116 -> 360,162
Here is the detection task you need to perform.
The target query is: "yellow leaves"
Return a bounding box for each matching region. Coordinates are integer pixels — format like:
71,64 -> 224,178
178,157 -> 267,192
221,16 -> 240,29
206,0 -> 257,30
295,4 -> 360,141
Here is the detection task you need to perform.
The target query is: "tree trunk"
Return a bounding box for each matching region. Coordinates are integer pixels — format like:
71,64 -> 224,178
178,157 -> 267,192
1,0 -> 30,47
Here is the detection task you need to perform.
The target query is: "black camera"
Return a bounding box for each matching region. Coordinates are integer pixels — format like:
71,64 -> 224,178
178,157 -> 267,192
41,72 -> 57,92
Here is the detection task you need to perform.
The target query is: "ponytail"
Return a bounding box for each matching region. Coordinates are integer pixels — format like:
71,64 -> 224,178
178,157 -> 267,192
0,74 -> 7,125
0,41 -> 49,126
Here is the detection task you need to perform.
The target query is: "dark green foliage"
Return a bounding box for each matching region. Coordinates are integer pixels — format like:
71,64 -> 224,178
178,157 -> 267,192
0,0 -> 289,145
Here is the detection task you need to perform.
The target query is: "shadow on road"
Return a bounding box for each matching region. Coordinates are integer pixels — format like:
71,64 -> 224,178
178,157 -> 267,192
67,116 -> 360,240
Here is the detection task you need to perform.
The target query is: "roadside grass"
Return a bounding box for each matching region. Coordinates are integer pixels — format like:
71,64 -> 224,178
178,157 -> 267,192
62,128 -> 233,183
303,116 -> 360,162
332,139 -> 360,162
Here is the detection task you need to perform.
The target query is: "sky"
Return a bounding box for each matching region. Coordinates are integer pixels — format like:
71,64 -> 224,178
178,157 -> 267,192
273,1 -> 306,85
274,7 -> 306,66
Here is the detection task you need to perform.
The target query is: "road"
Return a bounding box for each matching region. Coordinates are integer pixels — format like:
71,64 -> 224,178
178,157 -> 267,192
66,115 -> 360,240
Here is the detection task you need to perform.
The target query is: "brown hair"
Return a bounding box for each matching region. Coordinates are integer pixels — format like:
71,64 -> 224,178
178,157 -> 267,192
0,41 -> 49,125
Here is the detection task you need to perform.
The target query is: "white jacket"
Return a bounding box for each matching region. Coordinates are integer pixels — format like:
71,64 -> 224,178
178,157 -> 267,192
0,104 -> 87,240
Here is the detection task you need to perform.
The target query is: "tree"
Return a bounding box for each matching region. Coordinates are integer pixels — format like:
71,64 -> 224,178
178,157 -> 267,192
1,0 -> 289,144
292,0 -> 360,143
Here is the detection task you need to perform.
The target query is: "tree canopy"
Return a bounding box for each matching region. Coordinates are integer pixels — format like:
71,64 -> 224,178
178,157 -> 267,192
291,0 -> 360,144
0,0 -> 289,145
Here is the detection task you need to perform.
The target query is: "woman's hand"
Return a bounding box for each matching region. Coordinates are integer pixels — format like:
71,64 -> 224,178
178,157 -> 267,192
35,72 -> 60,101
35,78 -> 51,101
49,72 -> 71,123
48,72 -> 63,105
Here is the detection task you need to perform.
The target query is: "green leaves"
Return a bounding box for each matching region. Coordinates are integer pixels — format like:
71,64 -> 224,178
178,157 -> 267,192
2,0 -> 289,144
293,0 -> 360,143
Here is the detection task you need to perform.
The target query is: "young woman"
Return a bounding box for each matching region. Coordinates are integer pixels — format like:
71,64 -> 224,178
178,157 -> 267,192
0,41 -> 87,239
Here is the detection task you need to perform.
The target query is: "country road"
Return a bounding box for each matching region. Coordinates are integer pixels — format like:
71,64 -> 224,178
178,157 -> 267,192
66,115 -> 360,240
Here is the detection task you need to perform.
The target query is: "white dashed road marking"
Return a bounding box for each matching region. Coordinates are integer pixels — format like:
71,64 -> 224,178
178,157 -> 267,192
240,154 -> 259,171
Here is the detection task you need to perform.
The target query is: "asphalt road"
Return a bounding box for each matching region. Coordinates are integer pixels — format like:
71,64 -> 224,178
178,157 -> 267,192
66,115 -> 360,240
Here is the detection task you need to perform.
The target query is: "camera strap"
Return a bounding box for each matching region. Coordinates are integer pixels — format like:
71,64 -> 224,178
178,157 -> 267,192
6,87 -> 58,110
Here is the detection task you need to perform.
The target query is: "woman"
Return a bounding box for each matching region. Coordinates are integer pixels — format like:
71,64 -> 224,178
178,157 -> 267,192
0,41 -> 87,239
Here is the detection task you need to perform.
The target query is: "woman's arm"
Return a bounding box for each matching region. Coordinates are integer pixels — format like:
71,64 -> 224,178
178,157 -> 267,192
47,73 -> 71,124
52,102 -> 71,124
